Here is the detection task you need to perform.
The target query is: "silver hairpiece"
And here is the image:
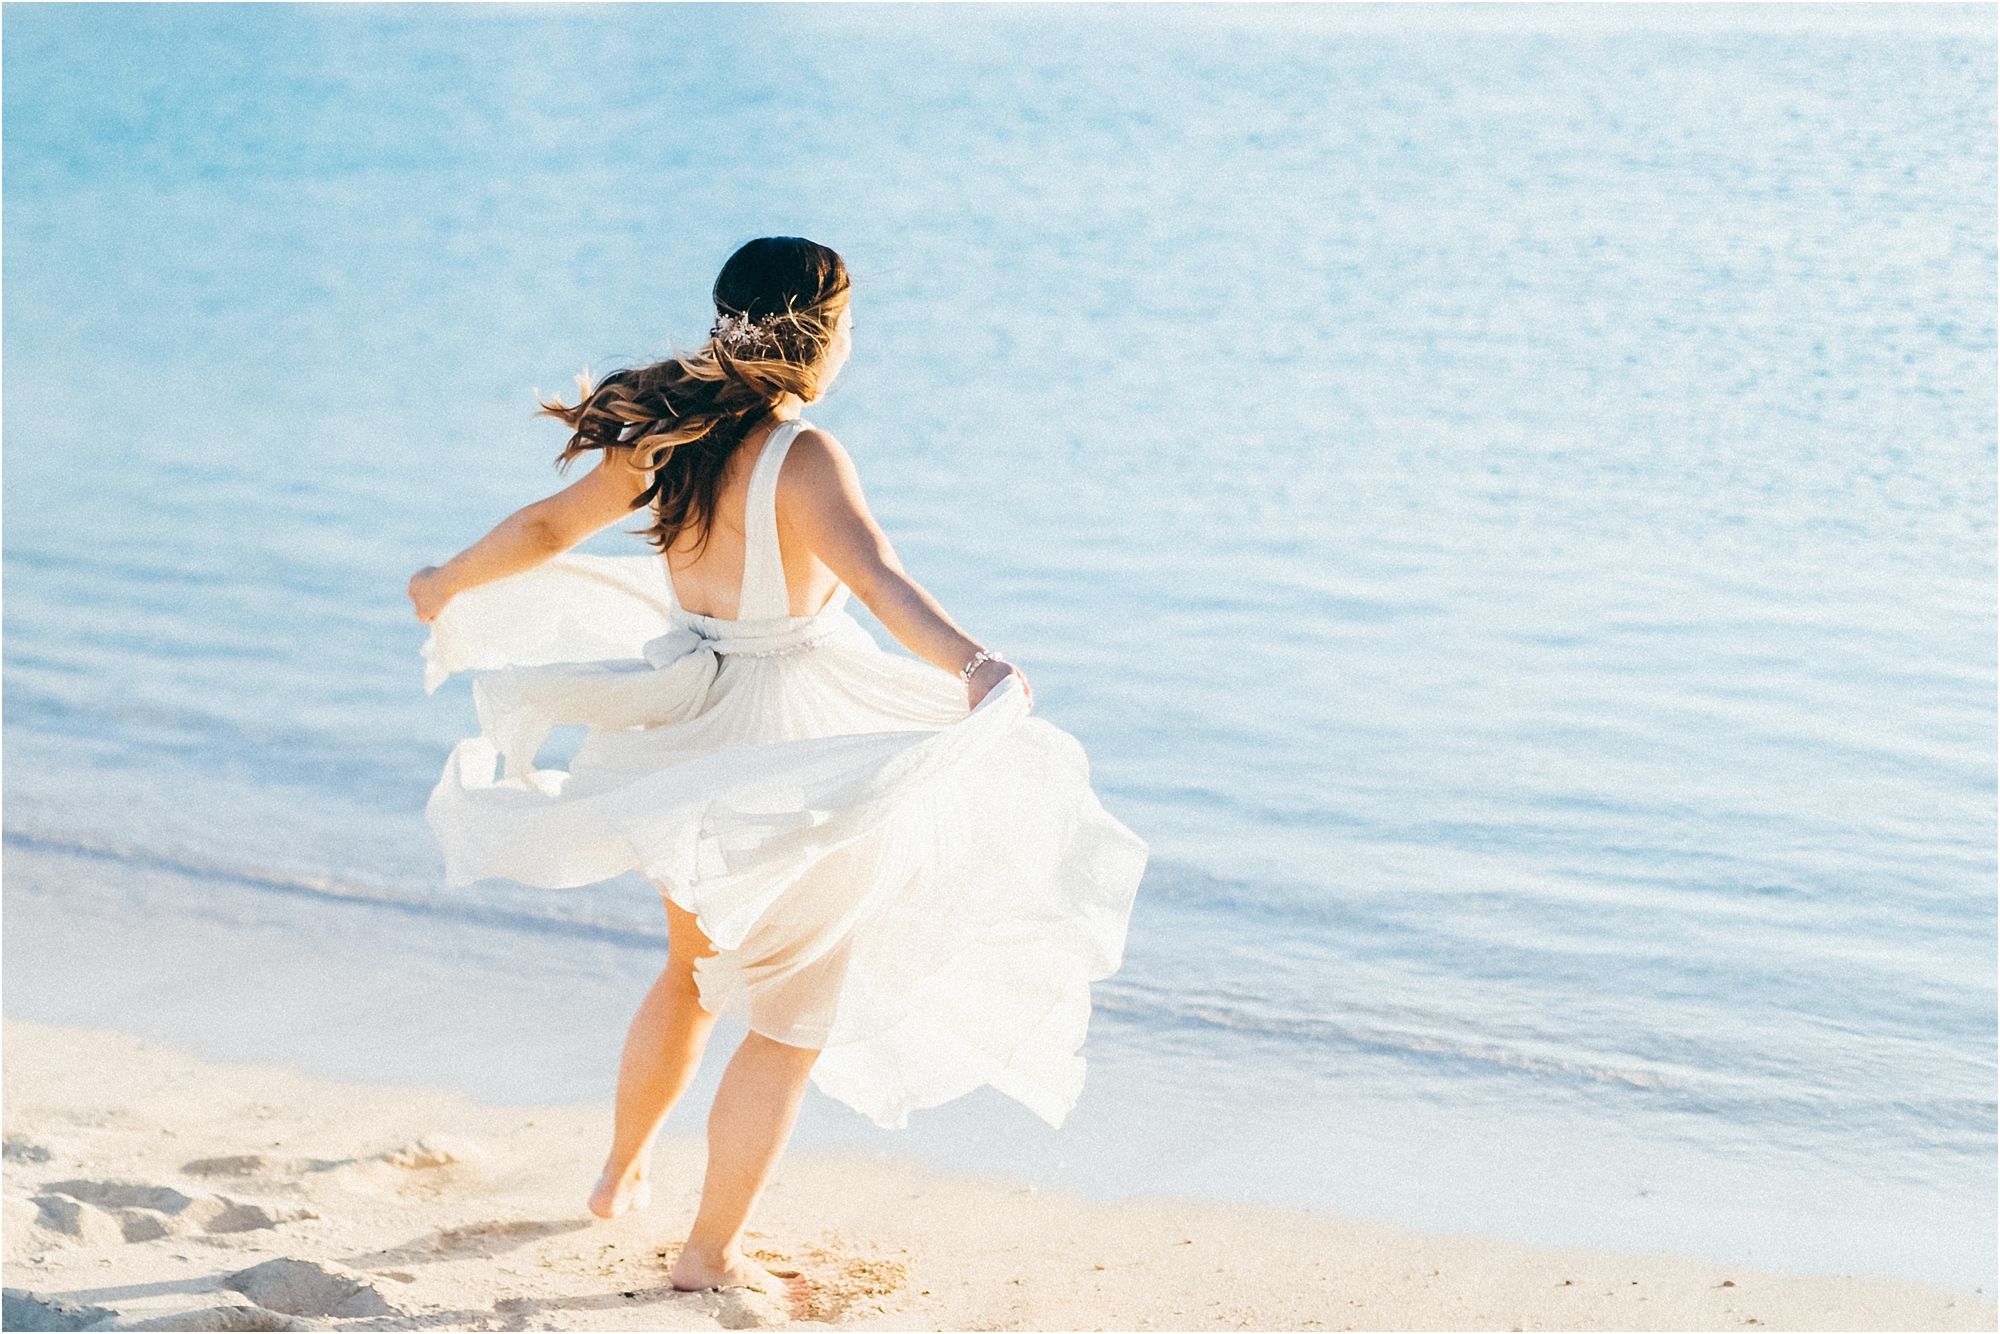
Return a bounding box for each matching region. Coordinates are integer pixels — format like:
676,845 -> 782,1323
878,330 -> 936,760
711,311 -> 774,350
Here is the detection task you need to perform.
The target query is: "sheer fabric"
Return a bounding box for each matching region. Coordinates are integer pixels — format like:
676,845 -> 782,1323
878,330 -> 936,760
424,421 -> 1147,1129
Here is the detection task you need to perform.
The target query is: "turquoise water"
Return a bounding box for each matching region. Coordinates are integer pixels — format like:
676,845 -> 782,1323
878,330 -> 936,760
4,3 -> 1994,1292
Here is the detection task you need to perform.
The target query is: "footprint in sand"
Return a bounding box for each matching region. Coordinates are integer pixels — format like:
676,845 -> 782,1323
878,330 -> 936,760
489,1285 -> 790,1331
181,1154 -> 352,1179
29,1178 -> 314,1244
223,1257 -> 406,1320
429,1219 -> 587,1258
745,1241 -> 909,1324
2,1137 -> 54,1164
26,1193 -> 126,1247
2,1288 -> 118,1331
377,1136 -> 480,1169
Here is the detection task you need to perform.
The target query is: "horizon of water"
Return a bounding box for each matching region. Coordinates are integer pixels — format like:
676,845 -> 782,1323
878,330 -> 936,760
4,3 -> 1995,1294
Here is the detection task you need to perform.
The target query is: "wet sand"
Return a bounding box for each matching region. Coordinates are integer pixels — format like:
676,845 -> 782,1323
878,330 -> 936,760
4,1022 -> 1989,1332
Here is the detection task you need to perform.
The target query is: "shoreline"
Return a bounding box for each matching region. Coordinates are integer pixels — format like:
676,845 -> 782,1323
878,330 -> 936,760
4,1021 -> 1990,1332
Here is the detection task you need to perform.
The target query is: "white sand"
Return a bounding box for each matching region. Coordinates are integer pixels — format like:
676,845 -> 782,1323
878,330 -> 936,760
3,1021 -> 1988,1332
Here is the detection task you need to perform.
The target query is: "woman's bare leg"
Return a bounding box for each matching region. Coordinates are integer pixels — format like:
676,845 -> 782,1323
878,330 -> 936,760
668,1031 -> 820,1296
588,895 -> 718,1219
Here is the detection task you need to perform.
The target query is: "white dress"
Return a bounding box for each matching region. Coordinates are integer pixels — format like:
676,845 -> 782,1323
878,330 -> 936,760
423,421 -> 1147,1130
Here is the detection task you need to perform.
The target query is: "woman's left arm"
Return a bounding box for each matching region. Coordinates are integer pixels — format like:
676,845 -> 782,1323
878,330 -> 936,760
408,450 -> 651,623
779,427 -> 1029,708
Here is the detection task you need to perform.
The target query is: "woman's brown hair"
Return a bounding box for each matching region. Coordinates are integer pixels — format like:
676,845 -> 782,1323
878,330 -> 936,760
540,237 -> 850,555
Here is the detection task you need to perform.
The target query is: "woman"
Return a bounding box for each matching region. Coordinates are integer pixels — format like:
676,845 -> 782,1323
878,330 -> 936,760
408,237 -> 1145,1300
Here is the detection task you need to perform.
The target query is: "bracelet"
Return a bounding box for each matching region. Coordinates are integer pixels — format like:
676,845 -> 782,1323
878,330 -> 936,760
959,649 -> 1004,685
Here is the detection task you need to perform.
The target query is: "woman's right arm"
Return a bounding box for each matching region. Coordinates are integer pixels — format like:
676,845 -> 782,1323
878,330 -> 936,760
779,428 -> 1029,709
408,450 -> 651,623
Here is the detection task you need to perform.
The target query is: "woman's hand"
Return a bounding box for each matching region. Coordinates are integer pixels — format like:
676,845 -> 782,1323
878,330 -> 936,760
967,657 -> 1031,711
408,566 -> 454,624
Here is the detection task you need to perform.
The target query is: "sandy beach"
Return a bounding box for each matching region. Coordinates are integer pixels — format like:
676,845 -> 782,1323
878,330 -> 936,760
2,1022 -> 1987,1333
8,3 -> 1998,1319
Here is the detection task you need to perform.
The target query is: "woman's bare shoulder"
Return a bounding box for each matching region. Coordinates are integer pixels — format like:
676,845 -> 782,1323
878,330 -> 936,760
787,424 -> 850,464
776,425 -> 874,534
780,425 -> 861,493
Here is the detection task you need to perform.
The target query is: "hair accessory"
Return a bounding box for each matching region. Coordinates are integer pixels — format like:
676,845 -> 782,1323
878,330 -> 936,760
711,310 -> 774,350
960,649 -> 1005,685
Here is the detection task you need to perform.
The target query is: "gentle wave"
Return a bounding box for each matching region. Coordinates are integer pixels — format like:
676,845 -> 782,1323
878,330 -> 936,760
0,828 -> 670,950
11,822 -> 1987,1155
0,823 -> 1730,1099
1091,984 -> 1714,1092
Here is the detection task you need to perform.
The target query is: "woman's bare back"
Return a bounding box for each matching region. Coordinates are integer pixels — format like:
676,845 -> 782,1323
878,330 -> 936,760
663,417 -> 841,620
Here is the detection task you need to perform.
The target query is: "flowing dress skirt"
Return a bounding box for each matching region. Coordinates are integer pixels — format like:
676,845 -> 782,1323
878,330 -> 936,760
423,552 -> 1147,1129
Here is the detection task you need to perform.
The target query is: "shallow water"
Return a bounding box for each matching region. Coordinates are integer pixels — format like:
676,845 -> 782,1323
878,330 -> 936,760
4,3 -> 1994,1292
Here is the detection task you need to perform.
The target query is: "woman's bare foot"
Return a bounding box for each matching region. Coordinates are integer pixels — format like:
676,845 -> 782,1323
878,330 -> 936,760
670,1247 -> 813,1313
587,1162 -> 652,1220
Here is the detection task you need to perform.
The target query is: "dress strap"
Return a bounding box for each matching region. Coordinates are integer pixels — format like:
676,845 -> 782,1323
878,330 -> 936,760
737,418 -> 809,621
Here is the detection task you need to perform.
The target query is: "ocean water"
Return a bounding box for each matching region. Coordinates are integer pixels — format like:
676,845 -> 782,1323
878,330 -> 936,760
4,2 -> 1994,1294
